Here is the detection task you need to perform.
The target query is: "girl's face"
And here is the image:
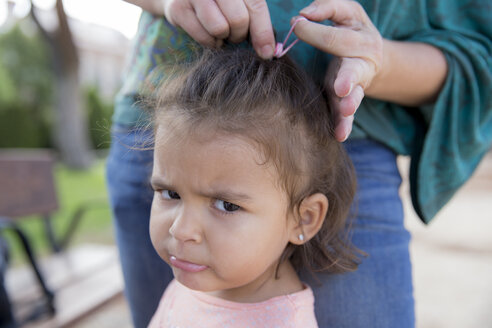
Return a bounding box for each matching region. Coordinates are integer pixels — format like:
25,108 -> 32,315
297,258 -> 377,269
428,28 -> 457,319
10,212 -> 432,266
150,125 -> 300,301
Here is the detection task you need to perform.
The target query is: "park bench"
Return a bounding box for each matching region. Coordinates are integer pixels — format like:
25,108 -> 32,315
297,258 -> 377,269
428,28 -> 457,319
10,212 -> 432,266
0,150 -> 58,324
0,150 -> 98,325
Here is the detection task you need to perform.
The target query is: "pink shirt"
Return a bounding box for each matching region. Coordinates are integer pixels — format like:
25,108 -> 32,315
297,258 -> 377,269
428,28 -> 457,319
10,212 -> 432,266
148,279 -> 318,328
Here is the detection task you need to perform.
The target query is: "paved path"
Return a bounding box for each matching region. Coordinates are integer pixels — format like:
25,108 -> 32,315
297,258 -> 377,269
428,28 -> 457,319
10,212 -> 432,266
6,244 -> 125,328
400,152 -> 492,328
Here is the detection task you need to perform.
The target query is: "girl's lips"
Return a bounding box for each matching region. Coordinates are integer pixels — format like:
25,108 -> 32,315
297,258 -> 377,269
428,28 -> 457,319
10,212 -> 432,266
170,256 -> 208,273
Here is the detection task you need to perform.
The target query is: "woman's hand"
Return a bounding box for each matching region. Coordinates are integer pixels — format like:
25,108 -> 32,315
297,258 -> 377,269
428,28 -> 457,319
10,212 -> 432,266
163,0 -> 276,59
294,0 -> 447,142
293,0 -> 383,141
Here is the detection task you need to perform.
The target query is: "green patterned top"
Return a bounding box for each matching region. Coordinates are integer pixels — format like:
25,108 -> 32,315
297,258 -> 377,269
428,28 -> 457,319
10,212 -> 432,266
113,0 -> 492,223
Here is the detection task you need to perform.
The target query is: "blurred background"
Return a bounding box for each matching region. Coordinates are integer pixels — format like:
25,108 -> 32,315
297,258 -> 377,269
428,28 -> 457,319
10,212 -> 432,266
0,1 -> 490,328
0,0 -> 139,327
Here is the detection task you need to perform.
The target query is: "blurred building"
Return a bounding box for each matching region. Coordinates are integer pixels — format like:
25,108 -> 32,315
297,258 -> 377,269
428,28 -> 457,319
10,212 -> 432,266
71,19 -> 130,100
1,0 -> 133,100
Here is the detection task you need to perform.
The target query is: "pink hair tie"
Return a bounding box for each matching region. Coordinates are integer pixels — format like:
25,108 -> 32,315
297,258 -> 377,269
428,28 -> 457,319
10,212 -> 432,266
274,16 -> 308,58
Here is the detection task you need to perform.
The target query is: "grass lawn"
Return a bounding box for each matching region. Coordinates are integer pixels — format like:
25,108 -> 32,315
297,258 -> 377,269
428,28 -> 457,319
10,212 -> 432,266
2,159 -> 114,266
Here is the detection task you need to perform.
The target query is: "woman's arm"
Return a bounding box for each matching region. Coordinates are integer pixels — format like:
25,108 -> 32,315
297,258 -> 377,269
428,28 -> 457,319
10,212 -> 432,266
365,40 -> 447,106
123,0 -> 163,15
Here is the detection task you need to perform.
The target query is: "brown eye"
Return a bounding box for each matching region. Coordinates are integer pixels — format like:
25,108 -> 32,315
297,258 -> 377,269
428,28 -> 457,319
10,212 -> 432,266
161,190 -> 181,200
214,199 -> 240,213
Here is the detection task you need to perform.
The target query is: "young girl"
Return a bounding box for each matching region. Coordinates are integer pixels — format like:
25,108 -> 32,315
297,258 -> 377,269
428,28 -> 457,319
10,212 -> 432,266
147,48 -> 359,327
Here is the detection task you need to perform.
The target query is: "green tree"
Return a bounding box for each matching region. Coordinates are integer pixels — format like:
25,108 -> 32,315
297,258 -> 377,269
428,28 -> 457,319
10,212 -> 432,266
0,23 -> 54,148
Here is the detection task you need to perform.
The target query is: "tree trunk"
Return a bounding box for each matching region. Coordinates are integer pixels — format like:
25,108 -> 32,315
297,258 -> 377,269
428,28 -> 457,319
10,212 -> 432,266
31,0 -> 92,169
53,64 -> 92,168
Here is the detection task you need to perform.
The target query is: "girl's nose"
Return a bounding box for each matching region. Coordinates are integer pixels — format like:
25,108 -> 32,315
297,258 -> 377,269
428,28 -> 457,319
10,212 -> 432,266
168,206 -> 202,243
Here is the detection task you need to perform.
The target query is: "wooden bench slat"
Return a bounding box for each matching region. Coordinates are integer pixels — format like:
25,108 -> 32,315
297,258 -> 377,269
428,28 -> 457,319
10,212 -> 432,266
0,150 -> 58,218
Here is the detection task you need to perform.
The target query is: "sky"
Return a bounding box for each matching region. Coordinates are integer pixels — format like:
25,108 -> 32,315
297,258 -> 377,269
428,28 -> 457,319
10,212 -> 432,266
0,0 -> 142,38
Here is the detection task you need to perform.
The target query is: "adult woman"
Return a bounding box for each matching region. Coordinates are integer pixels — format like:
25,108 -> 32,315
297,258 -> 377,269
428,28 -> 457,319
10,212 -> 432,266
108,1 -> 492,327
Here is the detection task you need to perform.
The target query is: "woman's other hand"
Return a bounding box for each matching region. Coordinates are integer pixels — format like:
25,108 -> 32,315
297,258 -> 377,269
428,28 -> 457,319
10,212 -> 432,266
293,0 -> 383,142
163,0 -> 276,59
294,0 -> 447,142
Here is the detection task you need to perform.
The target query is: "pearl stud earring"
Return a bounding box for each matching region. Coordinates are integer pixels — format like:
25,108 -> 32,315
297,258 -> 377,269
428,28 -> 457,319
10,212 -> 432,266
298,234 -> 304,241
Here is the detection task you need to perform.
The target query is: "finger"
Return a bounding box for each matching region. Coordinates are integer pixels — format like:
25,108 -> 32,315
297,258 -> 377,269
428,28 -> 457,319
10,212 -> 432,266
216,0 -> 250,43
192,0 -> 230,40
333,68 -> 355,98
293,18 -> 365,57
300,0 -> 368,25
339,85 -> 364,117
334,57 -> 372,97
245,0 -> 275,59
179,7 -> 217,47
334,115 -> 354,142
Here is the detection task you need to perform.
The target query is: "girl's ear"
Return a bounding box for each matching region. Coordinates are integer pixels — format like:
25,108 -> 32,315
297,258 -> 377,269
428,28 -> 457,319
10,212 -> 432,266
289,193 -> 329,245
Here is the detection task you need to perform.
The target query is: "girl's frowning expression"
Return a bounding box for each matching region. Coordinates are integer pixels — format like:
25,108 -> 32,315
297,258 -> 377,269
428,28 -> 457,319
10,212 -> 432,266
150,126 -> 302,301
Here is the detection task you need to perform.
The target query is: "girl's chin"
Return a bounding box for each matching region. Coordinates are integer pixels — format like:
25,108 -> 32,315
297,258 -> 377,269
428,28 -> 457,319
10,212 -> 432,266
173,269 -> 214,292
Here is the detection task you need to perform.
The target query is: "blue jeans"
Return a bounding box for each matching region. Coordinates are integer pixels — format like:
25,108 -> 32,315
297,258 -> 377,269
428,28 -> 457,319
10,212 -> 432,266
106,125 -> 172,328
106,125 -> 414,328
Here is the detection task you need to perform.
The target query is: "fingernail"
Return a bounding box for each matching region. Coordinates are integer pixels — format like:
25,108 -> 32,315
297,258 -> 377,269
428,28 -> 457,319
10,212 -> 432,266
260,44 -> 273,59
343,128 -> 351,142
300,3 -> 318,15
348,83 -> 354,95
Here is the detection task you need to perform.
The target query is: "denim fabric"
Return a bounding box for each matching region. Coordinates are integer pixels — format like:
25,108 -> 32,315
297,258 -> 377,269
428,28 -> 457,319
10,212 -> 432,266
106,125 -> 414,328
106,125 -> 172,328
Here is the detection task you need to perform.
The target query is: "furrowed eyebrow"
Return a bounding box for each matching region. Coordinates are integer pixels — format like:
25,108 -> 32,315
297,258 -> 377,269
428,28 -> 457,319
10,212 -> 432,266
209,189 -> 253,203
150,177 -> 173,191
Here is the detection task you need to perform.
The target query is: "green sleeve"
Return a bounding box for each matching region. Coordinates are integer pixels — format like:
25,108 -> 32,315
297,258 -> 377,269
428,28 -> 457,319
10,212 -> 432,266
404,0 -> 492,222
352,0 -> 492,223
112,12 -> 195,126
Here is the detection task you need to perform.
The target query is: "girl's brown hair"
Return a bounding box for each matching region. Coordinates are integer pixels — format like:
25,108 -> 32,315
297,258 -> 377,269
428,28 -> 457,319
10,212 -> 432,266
149,48 -> 360,274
